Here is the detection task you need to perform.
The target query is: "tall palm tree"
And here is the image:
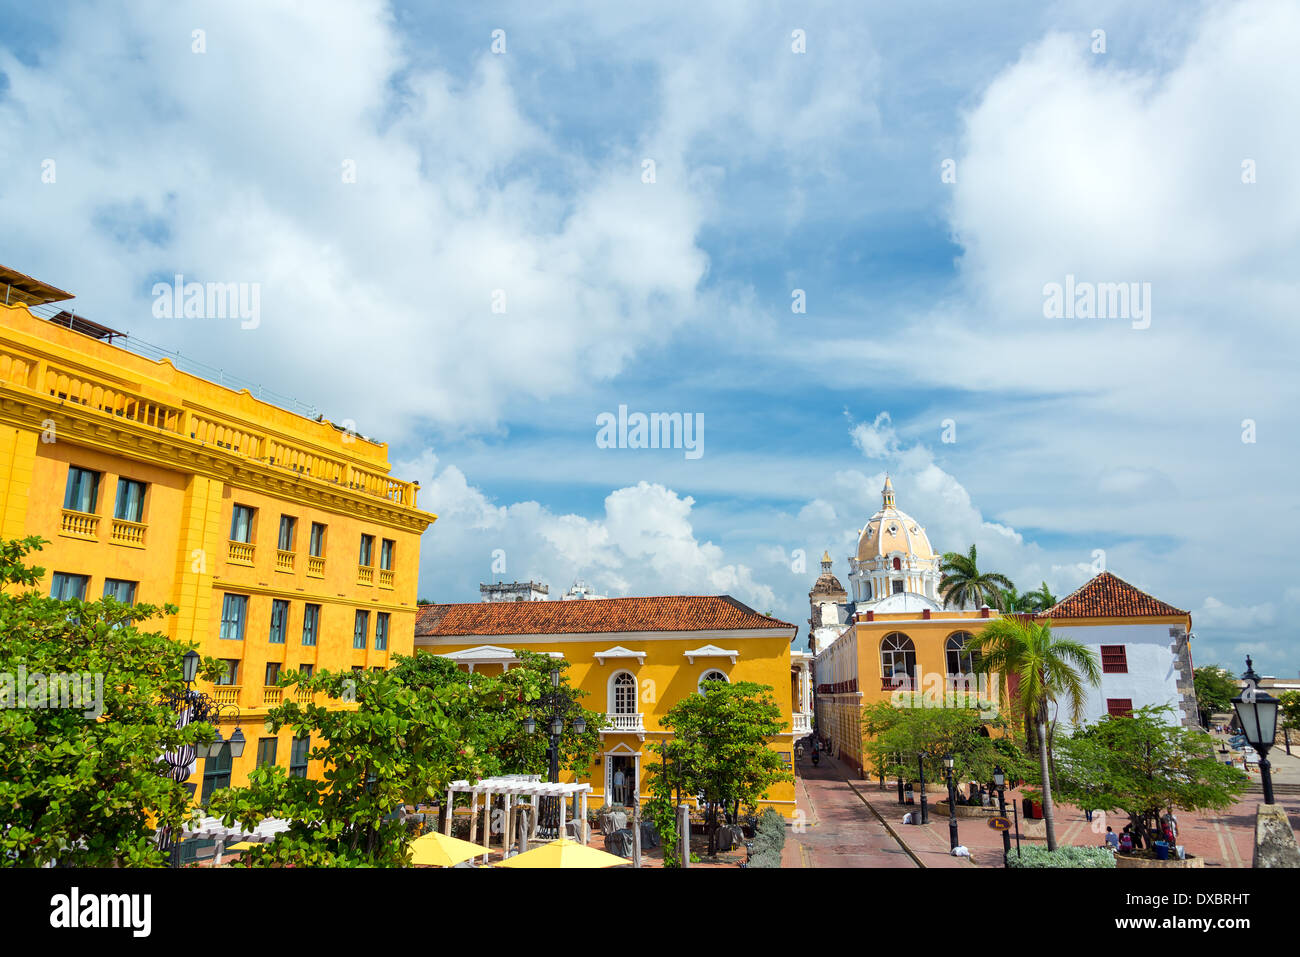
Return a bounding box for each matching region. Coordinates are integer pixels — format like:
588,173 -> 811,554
999,586 -> 1028,613
1023,581 -> 1058,612
939,545 -> 1014,610
964,617 -> 1101,851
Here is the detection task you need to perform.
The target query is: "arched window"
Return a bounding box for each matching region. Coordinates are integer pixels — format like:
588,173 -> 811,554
892,557 -> 901,571
945,633 -> 980,677
880,633 -> 915,684
611,672 -> 637,714
698,669 -> 729,693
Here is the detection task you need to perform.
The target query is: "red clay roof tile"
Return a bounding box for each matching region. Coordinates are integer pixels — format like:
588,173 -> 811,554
1044,571 -> 1187,620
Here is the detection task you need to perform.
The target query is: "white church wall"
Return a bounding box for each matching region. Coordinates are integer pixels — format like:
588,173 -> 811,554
1048,622 -> 1185,727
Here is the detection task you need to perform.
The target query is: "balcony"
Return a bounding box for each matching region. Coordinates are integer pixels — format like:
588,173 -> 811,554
792,712 -> 812,734
262,686 -> 284,706
213,686 -> 241,706
306,556 -> 325,578
603,712 -> 646,734
295,687 -> 314,705
378,568 -> 394,589
882,677 -> 911,691
275,549 -> 295,572
60,509 -> 99,540
110,517 -> 147,547
227,540 -> 255,565
357,565 -> 374,586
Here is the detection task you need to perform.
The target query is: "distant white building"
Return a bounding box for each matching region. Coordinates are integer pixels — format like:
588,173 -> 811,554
560,580 -> 607,601
479,580 -> 549,603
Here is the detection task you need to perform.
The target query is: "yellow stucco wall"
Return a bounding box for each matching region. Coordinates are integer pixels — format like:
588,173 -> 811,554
417,632 -> 800,817
0,300 -> 435,793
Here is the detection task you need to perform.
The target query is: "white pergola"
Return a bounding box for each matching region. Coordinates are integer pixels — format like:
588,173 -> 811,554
181,815 -> 291,866
443,775 -> 593,862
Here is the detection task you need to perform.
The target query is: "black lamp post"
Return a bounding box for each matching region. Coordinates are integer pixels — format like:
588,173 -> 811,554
993,764 -> 1012,867
525,667 -> 587,834
918,754 -> 929,825
158,649 -> 243,867
896,751 -> 905,805
1233,656 -> 1279,805
943,753 -> 959,850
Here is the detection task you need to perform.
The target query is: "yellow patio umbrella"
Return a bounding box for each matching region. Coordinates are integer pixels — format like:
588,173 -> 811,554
226,841 -> 260,852
495,838 -> 631,869
408,830 -> 490,868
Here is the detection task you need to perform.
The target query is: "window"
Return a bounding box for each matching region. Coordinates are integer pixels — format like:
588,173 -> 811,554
1106,698 -> 1134,718
353,610 -> 369,649
891,580 -> 904,595
945,633 -> 980,677
216,659 -> 239,685
229,505 -> 255,543
374,612 -> 389,651
698,669 -> 729,693
612,672 -> 637,713
1101,645 -> 1128,674
358,534 -> 374,567
299,664 -> 314,678
289,737 -> 310,778
268,599 -> 289,644
50,572 -> 89,601
219,594 -> 248,640
63,467 -> 100,513
892,557 -> 902,571
277,515 -> 297,551
256,737 -> 278,768
201,743 -> 232,804
113,478 -> 146,522
102,579 -> 137,603
380,539 -> 395,570
880,632 -> 916,684
301,604 -> 320,646
264,662 -> 281,685
351,666 -> 365,674
309,523 -> 326,557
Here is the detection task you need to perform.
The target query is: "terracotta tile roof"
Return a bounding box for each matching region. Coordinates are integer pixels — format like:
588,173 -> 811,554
1043,571 -> 1187,620
415,595 -> 794,637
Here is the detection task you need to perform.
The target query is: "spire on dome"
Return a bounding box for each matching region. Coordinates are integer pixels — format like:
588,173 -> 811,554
820,550 -> 832,572
882,474 -> 895,508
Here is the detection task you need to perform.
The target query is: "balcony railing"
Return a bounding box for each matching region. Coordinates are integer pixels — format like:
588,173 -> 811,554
60,509 -> 99,540
213,686 -> 241,706
306,556 -> 325,578
792,712 -> 812,734
110,517 -> 146,546
0,342 -> 420,508
262,686 -> 284,706
882,677 -> 911,691
228,540 -> 255,565
295,687 -> 313,705
378,568 -> 394,589
357,565 -> 373,586
604,712 -> 645,733
276,549 -> 295,572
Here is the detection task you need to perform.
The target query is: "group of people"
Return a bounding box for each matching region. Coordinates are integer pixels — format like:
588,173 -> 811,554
1101,811 -> 1179,854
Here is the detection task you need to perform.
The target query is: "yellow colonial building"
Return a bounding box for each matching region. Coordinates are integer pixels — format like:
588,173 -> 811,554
0,264 -> 435,797
414,595 -> 801,817
811,479 -> 1198,773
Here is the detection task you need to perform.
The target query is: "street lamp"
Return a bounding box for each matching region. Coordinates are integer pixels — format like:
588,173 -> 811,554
943,753 -> 959,850
917,754 -> 929,826
993,764 -> 1013,868
1233,655 -> 1279,805
525,666 -> 587,834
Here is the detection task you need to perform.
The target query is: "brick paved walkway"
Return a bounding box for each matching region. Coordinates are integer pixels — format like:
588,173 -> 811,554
783,752 -> 917,867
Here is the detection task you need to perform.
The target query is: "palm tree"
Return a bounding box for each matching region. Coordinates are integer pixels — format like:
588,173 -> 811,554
964,617 -> 1101,851
1023,581 -> 1058,612
939,545 -> 1014,610
999,586 -> 1029,613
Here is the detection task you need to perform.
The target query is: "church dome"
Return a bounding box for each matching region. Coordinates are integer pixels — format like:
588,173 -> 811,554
810,550 -> 847,597
855,476 -> 936,562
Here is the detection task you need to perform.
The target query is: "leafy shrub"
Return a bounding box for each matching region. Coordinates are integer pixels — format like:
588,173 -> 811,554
747,849 -> 782,869
1006,845 -> 1115,868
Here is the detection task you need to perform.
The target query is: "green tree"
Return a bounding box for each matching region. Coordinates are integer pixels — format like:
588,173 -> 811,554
964,617 -> 1101,851
0,536 -> 217,867
940,544 -> 1015,610
999,586 -> 1029,613
1052,706 -> 1249,849
1194,665 -> 1240,728
1279,690 -> 1300,733
208,665 -> 491,866
860,698 -> 1033,793
1023,581 -> 1058,612
648,680 -> 791,855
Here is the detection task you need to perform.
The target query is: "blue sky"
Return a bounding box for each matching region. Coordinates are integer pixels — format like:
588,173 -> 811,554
2,0 -> 1297,676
